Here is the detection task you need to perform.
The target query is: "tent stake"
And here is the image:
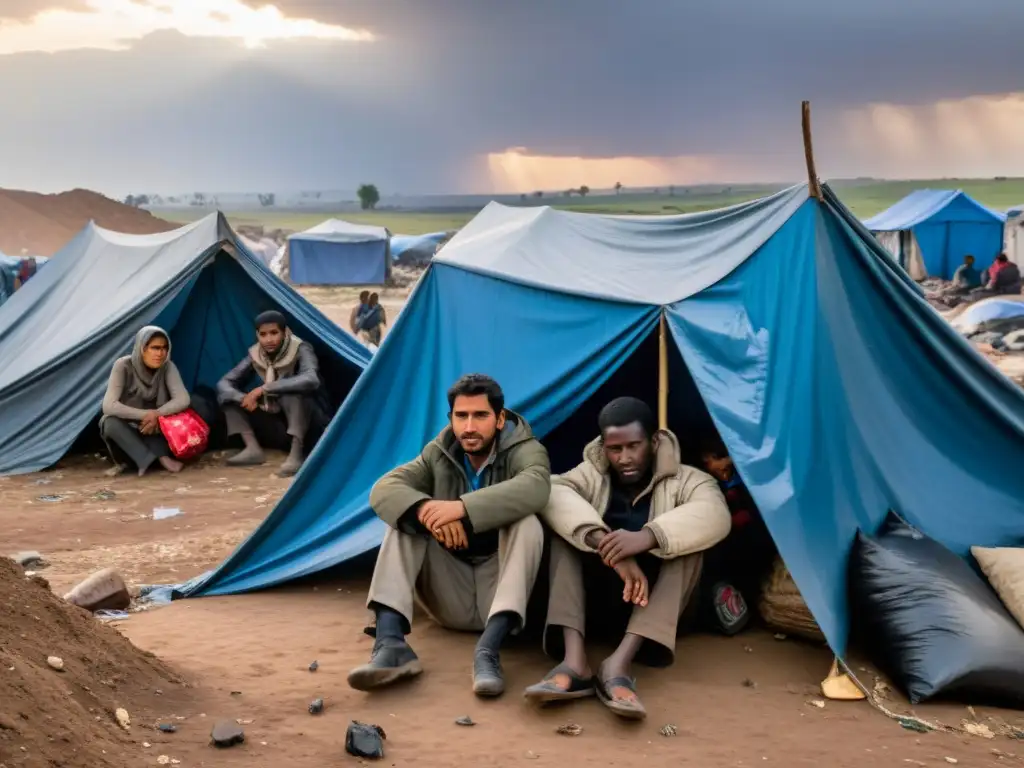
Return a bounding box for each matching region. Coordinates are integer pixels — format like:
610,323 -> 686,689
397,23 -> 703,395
801,101 -> 824,201
658,310 -> 669,431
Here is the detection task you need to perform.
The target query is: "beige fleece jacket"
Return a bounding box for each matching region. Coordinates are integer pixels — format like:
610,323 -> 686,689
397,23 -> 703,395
540,429 -> 731,559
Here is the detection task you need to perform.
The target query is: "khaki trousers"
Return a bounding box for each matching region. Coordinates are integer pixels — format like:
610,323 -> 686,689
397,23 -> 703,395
367,515 -> 544,632
544,536 -> 702,663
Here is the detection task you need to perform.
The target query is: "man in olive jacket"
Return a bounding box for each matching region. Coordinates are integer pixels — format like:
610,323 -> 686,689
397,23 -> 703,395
348,374 -> 550,698
524,397 -> 730,720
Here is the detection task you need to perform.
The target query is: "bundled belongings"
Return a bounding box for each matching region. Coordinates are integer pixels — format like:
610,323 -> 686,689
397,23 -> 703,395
758,557 -> 825,643
850,513 -> 1024,706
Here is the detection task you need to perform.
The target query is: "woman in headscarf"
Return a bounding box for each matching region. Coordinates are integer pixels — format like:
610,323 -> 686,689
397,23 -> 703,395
100,326 -> 192,476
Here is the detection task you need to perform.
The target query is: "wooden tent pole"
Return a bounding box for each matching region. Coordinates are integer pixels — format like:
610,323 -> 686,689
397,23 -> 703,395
801,101 -> 824,201
658,310 -> 668,430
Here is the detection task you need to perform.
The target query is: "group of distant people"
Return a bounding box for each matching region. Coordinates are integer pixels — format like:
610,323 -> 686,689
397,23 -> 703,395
347,374 -> 775,720
349,290 -> 388,347
934,252 -> 1022,308
100,311 -> 328,478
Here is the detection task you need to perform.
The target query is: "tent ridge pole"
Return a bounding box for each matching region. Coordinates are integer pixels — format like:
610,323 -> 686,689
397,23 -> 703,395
658,308 -> 668,431
801,101 -> 824,202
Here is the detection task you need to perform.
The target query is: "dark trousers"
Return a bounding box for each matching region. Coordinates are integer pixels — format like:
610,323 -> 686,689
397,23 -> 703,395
101,416 -> 170,472
222,394 -> 324,452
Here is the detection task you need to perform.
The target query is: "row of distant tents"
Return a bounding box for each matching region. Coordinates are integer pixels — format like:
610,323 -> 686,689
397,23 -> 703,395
2,182 -> 1024,662
864,190 -> 1024,281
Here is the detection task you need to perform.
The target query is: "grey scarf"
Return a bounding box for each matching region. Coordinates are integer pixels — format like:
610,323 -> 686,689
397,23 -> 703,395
128,325 -> 171,404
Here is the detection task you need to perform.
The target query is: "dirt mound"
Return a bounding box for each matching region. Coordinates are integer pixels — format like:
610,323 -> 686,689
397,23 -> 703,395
0,188 -> 176,257
0,557 -> 186,767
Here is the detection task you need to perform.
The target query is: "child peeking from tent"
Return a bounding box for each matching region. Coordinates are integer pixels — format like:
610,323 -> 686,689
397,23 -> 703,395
699,437 -> 777,636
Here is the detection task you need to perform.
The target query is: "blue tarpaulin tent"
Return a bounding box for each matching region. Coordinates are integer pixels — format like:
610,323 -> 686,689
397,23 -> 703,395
864,189 -> 1006,280
389,231 -> 450,265
288,219 -> 391,285
182,184 -> 1024,656
0,214 -> 372,476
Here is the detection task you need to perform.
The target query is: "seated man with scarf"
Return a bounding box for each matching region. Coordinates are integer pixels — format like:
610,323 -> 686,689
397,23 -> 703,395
216,310 -> 326,477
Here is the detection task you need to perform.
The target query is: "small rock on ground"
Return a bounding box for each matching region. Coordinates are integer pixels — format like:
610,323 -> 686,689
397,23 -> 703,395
660,724 -> 679,737
46,656 -> 64,671
211,721 -> 245,748
454,716 -> 475,726
308,698 -> 324,715
555,723 -> 582,736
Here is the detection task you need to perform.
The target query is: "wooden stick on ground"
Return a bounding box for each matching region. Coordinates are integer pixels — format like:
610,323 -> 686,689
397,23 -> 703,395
801,101 -> 824,201
658,311 -> 669,431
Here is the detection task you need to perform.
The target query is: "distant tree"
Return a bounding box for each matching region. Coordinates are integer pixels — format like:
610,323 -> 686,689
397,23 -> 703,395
258,193 -> 276,207
357,184 -> 381,210
124,194 -> 135,207
533,190 -> 544,198
191,192 -> 206,207
564,189 -> 574,197
125,194 -> 150,207
519,193 -> 527,202
578,185 -> 589,197
614,182 -> 623,195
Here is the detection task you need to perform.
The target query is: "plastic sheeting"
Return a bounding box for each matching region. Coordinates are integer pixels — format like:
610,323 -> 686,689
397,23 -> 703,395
389,231 -> 449,265
951,298 -> 1024,332
288,219 -> 391,285
864,190 -> 1006,279
0,214 -> 372,475
179,184 -> 1024,657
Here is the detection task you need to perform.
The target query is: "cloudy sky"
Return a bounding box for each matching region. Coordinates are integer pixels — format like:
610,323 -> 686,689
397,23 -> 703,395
1,0 -> 1023,196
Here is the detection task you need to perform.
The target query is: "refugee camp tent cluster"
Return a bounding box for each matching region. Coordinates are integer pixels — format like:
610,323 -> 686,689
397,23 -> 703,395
287,219 -> 391,285
864,190 -> 1006,280
0,214 -> 372,475
181,183 -> 1024,660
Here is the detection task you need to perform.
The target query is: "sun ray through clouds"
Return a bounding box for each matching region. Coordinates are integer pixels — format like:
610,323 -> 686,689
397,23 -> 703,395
0,0 -> 375,55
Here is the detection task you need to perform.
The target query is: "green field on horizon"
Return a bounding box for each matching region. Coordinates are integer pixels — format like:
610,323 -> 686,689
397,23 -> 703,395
161,178 -> 1024,235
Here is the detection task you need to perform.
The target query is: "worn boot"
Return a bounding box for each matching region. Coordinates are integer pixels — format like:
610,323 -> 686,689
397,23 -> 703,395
227,431 -> 265,466
277,436 -> 304,477
347,638 -> 423,691
472,648 -> 505,697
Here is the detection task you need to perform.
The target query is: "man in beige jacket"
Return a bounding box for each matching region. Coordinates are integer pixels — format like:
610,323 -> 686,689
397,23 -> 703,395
524,397 -> 731,719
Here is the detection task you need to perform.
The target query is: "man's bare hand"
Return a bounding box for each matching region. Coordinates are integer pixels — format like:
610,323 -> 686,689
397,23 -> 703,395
612,557 -> 649,606
241,386 -> 264,413
434,520 -> 469,550
139,410 -> 160,435
598,528 -> 657,567
419,499 -> 466,532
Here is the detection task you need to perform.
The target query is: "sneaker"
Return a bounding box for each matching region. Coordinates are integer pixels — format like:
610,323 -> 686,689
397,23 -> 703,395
713,582 -> 750,636
347,638 -> 423,691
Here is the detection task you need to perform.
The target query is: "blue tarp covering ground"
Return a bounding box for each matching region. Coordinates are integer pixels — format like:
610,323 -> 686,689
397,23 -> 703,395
0,214 -> 371,475
288,219 -> 391,285
864,189 -> 1006,279
181,184 -> 1024,657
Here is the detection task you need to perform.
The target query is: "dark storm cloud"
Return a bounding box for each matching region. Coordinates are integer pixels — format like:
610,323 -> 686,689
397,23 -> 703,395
1,0 -> 1023,193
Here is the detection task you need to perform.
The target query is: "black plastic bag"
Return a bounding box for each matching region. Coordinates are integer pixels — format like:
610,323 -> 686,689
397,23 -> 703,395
346,721 -> 386,759
849,512 -> 1024,706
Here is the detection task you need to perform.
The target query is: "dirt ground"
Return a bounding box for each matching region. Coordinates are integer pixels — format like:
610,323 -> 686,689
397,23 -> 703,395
3,454 -> 1024,767
5,278 -> 1024,766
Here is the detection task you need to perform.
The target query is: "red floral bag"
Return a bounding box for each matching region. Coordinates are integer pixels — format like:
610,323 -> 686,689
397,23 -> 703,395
158,408 -> 210,460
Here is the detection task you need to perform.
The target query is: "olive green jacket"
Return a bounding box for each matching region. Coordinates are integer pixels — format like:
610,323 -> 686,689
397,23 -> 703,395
369,411 -> 551,533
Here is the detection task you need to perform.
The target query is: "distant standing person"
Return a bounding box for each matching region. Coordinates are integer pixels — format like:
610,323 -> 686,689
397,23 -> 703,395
359,292 -> 387,346
350,290 -> 370,334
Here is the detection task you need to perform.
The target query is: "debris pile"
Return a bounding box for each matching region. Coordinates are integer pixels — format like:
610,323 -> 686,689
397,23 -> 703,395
0,557 -> 184,767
